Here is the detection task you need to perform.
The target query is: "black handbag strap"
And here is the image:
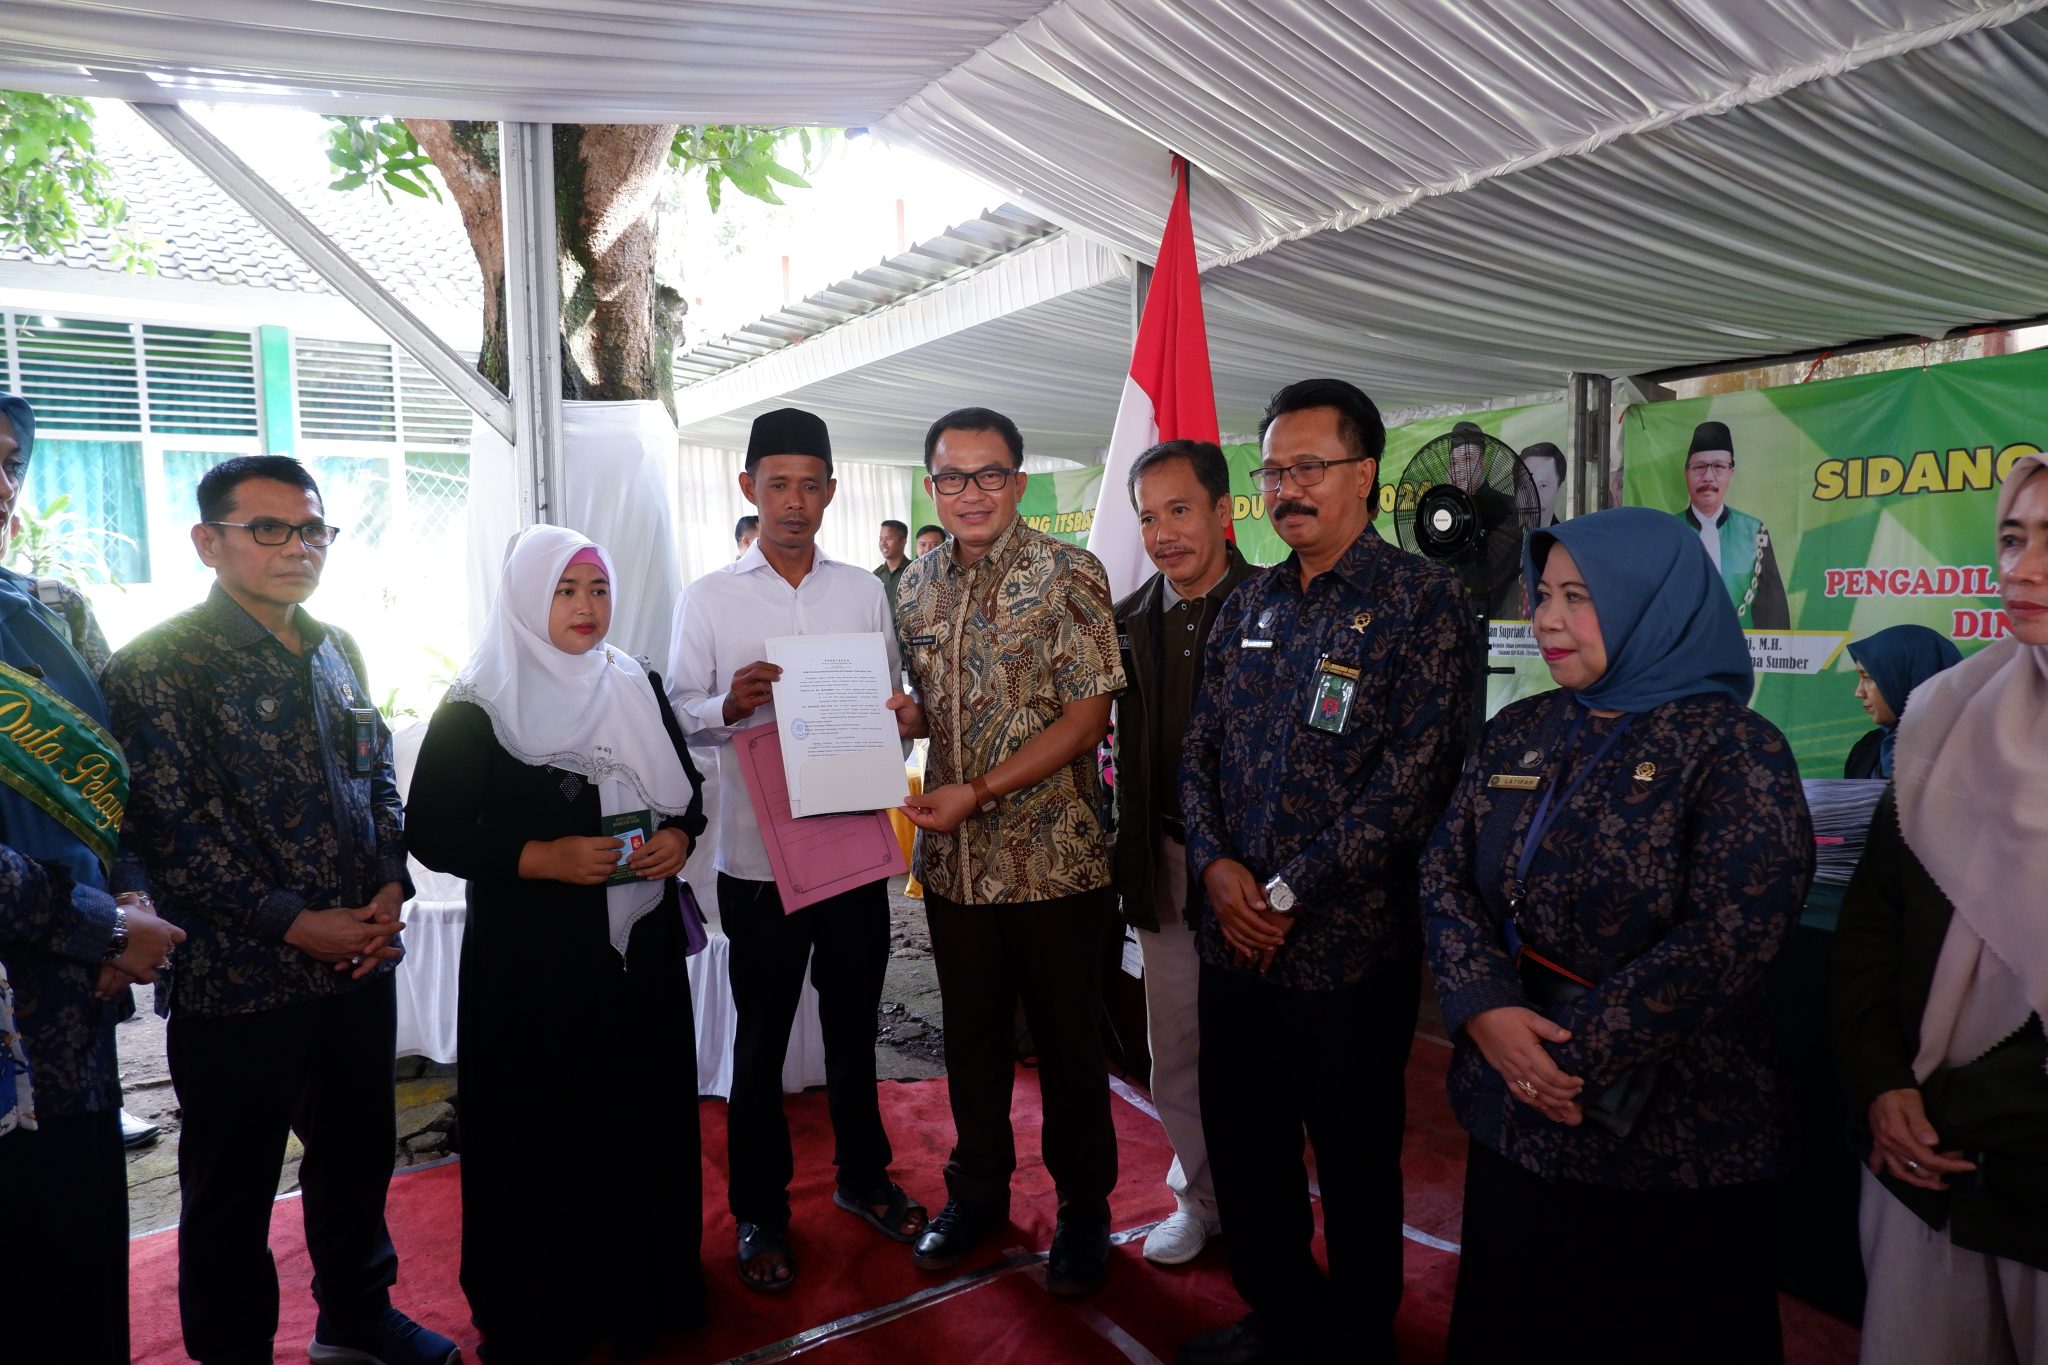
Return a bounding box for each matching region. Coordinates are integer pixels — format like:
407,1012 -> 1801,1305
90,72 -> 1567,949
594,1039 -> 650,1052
1471,704 -> 1573,931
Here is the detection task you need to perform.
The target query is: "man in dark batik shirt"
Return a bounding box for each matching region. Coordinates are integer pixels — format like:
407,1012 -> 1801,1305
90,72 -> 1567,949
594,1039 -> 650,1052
102,456 -> 458,1365
1178,380 -> 1472,1365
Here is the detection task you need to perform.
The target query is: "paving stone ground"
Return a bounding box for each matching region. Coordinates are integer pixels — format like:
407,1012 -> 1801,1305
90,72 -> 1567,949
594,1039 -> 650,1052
120,876 -> 944,1235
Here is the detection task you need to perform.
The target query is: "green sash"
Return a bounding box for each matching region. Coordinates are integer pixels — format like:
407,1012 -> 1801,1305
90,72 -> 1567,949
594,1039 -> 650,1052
1714,507 -> 1764,607
0,661 -> 127,870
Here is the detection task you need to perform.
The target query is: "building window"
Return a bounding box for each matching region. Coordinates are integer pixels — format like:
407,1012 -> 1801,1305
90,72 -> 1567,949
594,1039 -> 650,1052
27,438 -> 149,584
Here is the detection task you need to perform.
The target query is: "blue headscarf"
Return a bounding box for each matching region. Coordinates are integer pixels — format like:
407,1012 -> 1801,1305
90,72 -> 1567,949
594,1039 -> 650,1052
1523,506 -> 1754,714
0,392 -> 31,469
0,391 -> 109,893
1845,624 -> 1961,778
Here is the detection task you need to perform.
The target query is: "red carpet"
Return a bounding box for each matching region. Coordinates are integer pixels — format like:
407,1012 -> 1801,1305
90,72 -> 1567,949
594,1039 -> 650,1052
130,1038 -> 1861,1363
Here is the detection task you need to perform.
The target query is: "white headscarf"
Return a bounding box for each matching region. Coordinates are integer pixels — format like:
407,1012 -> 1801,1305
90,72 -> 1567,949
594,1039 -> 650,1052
1894,454 -> 2048,1080
447,524 -> 695,957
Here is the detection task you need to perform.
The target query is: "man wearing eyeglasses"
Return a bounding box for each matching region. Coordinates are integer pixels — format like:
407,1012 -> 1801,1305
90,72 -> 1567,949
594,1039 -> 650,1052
102,456 -> 458,1365
1680,420 -> 1789,630
1178,380 -> 1471,1365
891,407 -> 1127,1297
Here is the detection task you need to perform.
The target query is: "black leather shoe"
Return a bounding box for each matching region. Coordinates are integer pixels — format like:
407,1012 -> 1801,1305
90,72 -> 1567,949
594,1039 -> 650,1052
911,1198 -> 1005,1270
1177,1317 -> 1304,1365
1044,1214 -> 1110,1297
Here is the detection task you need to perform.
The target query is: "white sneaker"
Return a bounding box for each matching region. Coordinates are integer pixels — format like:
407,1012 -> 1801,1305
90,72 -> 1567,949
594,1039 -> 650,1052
1141,1208 -> 1217,1265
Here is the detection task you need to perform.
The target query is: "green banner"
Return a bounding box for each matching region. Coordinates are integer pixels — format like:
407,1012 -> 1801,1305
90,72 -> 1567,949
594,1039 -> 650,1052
1622,348 -> 2043,775
909,465 -> 1106,547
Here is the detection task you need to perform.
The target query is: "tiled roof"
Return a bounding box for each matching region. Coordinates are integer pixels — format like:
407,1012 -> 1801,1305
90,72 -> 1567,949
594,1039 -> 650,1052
0,102 -> 481,317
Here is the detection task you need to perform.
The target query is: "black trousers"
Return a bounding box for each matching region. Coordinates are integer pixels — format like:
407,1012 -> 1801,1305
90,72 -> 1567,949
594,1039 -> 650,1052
1198,959 -> 1419,1364
0,1104 -> 128,1363
1446,1141 -> 1783,1365
720,873 -> 893,1225
167,975 -> 400,1365
924,887 -> 1118,1220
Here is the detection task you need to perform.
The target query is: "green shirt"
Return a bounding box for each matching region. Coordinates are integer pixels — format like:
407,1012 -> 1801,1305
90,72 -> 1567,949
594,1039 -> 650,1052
874,560 -> 909,624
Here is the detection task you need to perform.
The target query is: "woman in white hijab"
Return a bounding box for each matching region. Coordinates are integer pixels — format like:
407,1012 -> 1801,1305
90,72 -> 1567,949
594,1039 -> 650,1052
409,525 -> 708,1363
1833,453 -> 2048,1365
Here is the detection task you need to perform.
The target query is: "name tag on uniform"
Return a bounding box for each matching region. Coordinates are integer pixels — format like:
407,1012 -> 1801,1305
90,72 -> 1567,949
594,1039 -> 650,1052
348,707 -> 378,776
907,634 -> 938,647
1241,638 -> 1274,649
1486,774 -> 1542,790
1305,656 -> 1358,733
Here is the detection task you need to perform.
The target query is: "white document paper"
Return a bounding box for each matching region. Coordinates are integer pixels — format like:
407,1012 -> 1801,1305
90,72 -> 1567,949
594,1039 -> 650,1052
763,632 -> 910,817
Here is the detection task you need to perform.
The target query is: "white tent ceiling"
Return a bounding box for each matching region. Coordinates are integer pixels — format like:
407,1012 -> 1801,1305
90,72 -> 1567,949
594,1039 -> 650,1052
9,0 -> 2048,439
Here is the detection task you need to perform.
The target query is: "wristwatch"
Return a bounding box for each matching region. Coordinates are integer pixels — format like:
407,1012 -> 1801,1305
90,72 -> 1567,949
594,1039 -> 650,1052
971,776 -> 999,813
102,905 -> 130,962
1262,874 -> 1298,916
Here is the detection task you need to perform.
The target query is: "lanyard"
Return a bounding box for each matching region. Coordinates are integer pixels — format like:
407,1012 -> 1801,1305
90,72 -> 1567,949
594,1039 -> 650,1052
1504,710 -> 1633,940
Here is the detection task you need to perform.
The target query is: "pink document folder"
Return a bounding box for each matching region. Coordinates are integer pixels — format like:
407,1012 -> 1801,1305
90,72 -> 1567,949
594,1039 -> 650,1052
733,723 -> 908,912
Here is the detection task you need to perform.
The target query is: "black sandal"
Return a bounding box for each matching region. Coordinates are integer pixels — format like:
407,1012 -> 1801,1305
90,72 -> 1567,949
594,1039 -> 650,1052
833,1181 -> 928,1245
736,1220 -> 796,1293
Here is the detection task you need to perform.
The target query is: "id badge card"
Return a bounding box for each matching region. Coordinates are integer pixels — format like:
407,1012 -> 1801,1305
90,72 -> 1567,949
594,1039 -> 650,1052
602,810 -> 654,886
1305,656 -> 1359,734
347,706 -> 378,775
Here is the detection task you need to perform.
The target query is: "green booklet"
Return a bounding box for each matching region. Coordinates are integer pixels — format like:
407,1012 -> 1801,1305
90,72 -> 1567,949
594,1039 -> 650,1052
602,809 -> 654,886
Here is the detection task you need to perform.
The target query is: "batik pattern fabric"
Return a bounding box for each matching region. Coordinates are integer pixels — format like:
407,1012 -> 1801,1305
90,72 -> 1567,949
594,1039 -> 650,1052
102,586 -> 409,1018
0,960 -> 33,1133
0,838 -> 125,1118
1180,526 -> 1472,991
37,577 -> 110,679
896,517 -> 1125,905
1422,688 -> 1814,1191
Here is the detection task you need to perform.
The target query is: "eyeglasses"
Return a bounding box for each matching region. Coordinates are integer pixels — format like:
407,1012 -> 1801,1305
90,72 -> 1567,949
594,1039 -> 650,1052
929,466 -> 1019,496
206,519 -> 342,548
1250,456 -> 1368,494
1685,459 -> 1735,476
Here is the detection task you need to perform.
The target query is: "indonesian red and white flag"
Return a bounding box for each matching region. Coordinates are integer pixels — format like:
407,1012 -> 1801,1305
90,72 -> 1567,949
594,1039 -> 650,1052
1086,157 -> 1221,602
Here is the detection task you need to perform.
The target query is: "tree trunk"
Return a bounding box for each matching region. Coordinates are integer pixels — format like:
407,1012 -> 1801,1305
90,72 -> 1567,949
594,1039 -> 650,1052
405,120 -> 506,391
404,120 -> 684,417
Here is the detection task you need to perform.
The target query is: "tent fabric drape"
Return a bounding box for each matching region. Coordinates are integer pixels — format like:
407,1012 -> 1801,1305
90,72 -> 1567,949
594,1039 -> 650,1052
16,1 -> 2048,439
684,7 -> 2048,458
0,1 -> 1055,123
877,0 -> 2048,264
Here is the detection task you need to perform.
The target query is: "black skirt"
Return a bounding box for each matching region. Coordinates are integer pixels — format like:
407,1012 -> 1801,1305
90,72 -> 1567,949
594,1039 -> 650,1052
408,699 -> 707,1361
1445,1141 -> 1782,1365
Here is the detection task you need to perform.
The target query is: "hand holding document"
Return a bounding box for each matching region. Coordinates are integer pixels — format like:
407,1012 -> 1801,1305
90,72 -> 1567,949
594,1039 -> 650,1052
763,632 -> 909,817
733,723 -> 907,912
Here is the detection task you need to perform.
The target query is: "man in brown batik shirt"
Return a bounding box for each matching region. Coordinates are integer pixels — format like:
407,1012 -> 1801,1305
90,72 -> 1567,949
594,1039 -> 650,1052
892,406 -> 1126,1298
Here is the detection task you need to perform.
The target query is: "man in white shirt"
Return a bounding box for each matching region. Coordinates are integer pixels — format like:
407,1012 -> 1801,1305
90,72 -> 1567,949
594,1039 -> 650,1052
668,407 -> 927,1293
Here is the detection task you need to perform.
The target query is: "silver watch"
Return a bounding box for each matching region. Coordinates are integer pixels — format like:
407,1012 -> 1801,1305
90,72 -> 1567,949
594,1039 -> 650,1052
1262,875 -> 1298,915
102,905 -> 130,962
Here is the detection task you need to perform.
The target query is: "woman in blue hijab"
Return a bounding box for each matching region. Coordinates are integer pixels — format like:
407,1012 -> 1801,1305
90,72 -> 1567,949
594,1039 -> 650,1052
1842,624 -> 1962,779
1421,508 -> 1815,1365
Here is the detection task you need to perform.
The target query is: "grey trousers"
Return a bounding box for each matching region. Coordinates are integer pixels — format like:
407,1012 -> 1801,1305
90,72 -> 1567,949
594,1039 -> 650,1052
1138,834 -> 1216,1222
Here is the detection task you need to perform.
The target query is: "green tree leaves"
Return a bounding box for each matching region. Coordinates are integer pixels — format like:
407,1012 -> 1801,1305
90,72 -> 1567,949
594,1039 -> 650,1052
324,115 -> 444,202
669,124 -> 832,211
0,91 -> 154,272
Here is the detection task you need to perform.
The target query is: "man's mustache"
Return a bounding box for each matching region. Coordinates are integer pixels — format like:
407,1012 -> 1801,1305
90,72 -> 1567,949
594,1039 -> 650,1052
1271,501 -> 1317,520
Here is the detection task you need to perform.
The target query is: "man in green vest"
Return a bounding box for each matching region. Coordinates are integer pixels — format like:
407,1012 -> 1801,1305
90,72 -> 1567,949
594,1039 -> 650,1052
1681,421 -> 1789,630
